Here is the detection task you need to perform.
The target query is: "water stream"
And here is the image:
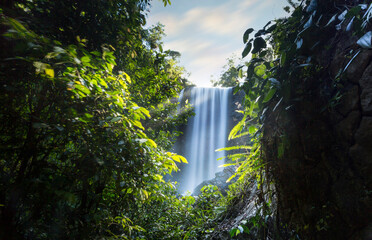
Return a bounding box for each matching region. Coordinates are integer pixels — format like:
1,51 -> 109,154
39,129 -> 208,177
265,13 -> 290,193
174,87 -> 232,194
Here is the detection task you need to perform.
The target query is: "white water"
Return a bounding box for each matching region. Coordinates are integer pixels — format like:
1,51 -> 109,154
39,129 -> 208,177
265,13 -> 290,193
174,87 -> 232,194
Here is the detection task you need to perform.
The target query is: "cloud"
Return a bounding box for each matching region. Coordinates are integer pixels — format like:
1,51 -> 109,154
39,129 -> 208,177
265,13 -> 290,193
165,39 -> 214,55
147,0 -> 289,86
149,0 -> 265,37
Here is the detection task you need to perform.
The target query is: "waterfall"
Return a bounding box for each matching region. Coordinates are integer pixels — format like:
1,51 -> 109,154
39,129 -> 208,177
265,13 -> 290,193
174,87 -> 232,194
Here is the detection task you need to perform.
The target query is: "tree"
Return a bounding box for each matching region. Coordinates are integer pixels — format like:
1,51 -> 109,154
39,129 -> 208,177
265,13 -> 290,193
210,55 -> 241,87
2,0 -> 186,106
0,1 -> 194,238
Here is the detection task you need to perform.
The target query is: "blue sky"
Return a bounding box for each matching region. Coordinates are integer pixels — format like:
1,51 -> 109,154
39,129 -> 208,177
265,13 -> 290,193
146,0 -> 289,87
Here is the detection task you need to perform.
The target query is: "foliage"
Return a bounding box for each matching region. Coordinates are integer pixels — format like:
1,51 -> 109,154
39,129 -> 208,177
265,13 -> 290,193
128,184 -> 225,239
210,55 -> 242,87
215,0 -> 372,238
3,0 -> 369,239
225,0 -> 372,191
0,8 -> 192,240
3,0 -> 191,107
6,0 -> 170,49
0,1 -> 216,239
124,22 -> 192,107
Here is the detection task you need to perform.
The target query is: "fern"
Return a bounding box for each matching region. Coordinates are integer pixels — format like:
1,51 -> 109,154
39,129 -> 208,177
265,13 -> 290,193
362,3 -> 372,28
228,113 -> 247,140
216,145 -> 252,152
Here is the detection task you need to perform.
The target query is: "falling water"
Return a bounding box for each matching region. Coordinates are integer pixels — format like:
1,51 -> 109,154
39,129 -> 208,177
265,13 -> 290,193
174,87 -> 232,194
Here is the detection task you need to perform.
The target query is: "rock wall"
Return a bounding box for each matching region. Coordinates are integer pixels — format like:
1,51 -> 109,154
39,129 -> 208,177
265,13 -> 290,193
262,33 -> 372,239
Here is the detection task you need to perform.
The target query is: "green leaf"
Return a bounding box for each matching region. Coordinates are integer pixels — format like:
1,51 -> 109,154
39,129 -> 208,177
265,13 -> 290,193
73,83 -> 90,96
247,64 -> 255,78
138,107 -> 151,118
248,125 -> 256,134
251,37 -> 267,54
228,114 -> 247,140
178,155 -> 187,163
219,163 -> 237,168
139,189 -> 149,200
265,23 -> 277,33
84,113 -> 93,118
45,51 -> 60,59
263,88 -> 276,103
45,68 -> 54,78
8,18 -> 27,33
254,64 -> 266,77
171,154 -> 188,163
226,153 -> 247,161
110,116 -> 122,122
280,52 -> 286,66
242,42 -> 252,58
98,78 -> 108,88
81,56 -> 91,63
278,142 -> 285,158
345,6 -> 361,19
254,29 -> 266,37
216,145 -> 252,151
243,28 -> 254,43
130,119 -> 144,130
226,172 -> 238,183
146,139 -> 157,148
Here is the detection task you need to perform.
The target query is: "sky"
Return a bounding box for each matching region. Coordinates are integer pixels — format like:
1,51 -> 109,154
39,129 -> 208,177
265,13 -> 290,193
146,0 -> 290,87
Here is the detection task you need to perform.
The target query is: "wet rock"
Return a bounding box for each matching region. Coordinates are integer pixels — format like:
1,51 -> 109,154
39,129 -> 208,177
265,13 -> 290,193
359,62 -> 372,115
329,35 -> 358,79
350,117 -> 372,186
335,110 -> 361,143
330,53 -> 345,79
346,49 -> 372,83
192,166 -> 236,196
336,85 -> 359,116
350,223 -> 372,240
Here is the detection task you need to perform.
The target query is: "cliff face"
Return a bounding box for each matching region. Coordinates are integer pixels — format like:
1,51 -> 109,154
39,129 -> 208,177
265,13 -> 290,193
262,24 -> 372,240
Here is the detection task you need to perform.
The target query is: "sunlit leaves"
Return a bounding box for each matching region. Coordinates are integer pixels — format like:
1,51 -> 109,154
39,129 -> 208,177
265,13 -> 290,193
170,154 -> 188,163
216,145 -> 252,152
81,56 -> 90,63
228,113 -> 247,140
162,0 -> 171,7
1,16 -> 188,239
254,64 -> 266,78
262,88 -> 277,103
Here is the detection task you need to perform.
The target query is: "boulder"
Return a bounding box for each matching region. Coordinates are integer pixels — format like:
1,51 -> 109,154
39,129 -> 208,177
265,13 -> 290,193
192,166 -> 236,196
346,49 -> 372,83
359,62 -> 372,115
